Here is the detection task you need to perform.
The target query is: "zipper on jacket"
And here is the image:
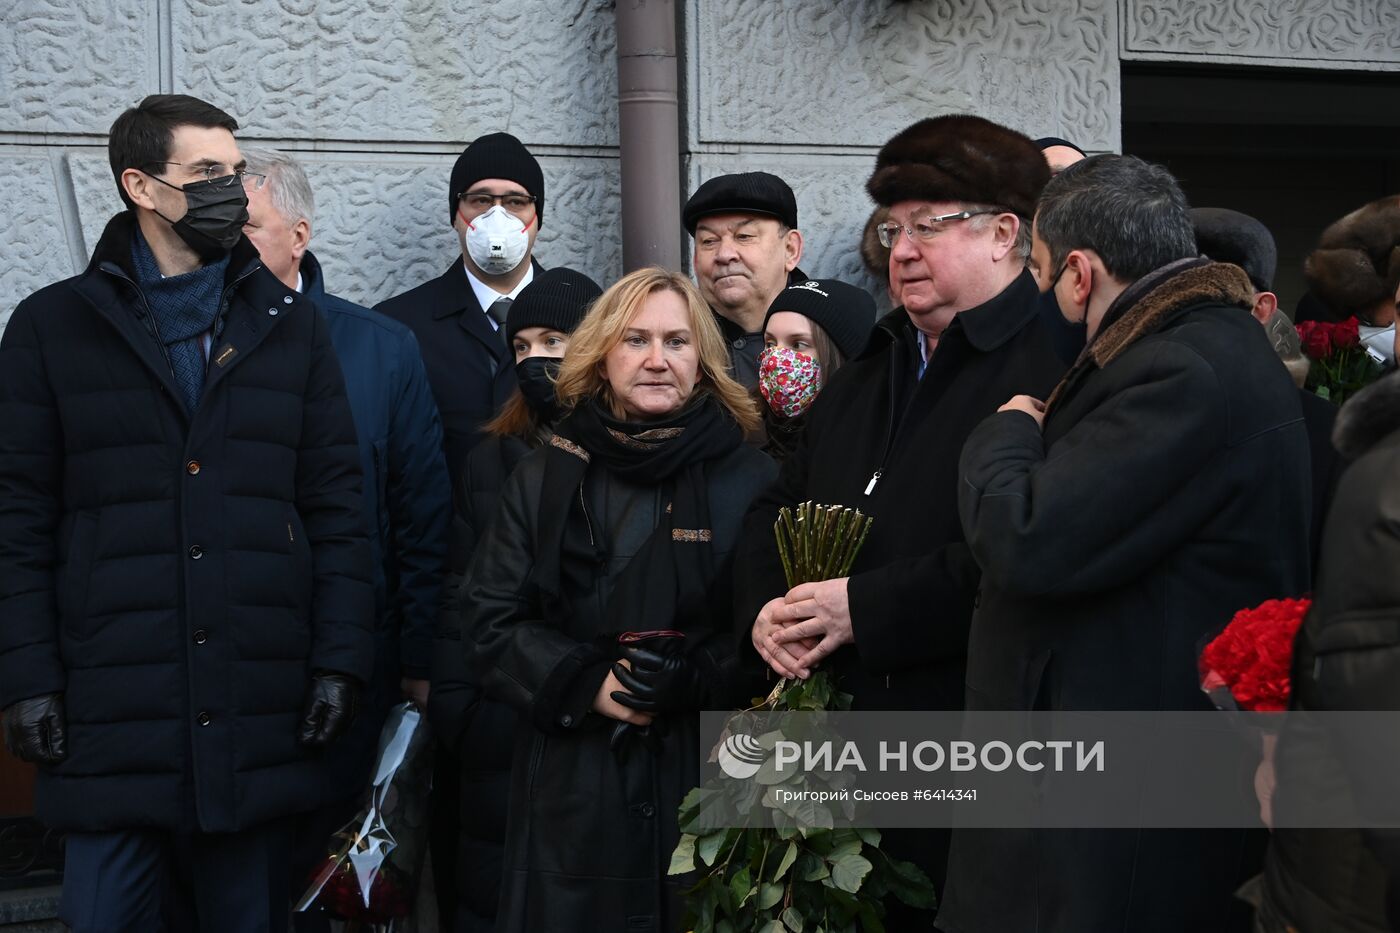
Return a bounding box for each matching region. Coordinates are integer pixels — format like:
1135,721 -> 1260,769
864,338 -> 905,497
101,264 -> 179,383
578,487 -> 596,550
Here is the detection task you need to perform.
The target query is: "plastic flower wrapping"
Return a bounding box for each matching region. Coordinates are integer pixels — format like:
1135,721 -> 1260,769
295,702 -> 434,931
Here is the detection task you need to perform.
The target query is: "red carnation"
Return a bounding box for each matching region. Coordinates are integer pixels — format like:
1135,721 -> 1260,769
1332,317 -> 1361,351
1200,597 -> 1310,712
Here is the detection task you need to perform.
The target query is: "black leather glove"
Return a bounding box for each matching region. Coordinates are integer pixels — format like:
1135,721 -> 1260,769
3,692 -> 67,765
297,672 -> 359,749
611,645 -> 707,715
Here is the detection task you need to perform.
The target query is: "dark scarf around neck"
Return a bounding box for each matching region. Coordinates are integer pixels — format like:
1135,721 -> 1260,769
130,229 -> 230,413
529,393 -> 743,637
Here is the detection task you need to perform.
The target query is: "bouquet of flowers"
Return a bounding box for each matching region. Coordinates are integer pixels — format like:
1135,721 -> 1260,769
295,702 -> 434,932
1200,596 -> 1311,831
1295,316 -> 1383,404
1199,597 -> 1311,713
672,503 -> 937,932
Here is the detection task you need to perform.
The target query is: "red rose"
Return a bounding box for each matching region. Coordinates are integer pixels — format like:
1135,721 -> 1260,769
1296,321 -> 1332,360
1333,317 -> 1361,350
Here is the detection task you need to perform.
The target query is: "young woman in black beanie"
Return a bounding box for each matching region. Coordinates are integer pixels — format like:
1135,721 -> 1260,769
758,278 -> 877,461
427,265 -> 601,932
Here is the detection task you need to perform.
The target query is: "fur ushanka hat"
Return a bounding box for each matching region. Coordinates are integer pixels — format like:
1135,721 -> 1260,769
866,115 -> 1049,220
1304,195 -> 1400,321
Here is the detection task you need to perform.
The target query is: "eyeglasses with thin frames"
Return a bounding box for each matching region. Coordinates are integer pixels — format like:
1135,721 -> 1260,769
877,209 -> 999,248
143,162 -> 266,191
458,190 -> 537,217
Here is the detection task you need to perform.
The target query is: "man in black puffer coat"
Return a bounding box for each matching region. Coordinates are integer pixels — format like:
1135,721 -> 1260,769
0,95 -> 372,933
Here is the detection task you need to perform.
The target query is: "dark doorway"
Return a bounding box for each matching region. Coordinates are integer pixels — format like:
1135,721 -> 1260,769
1123,64 -> 1400,316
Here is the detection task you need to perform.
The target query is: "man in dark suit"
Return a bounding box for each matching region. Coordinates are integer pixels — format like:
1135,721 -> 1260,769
376,133 -> 546,491
375,132 -> 546,930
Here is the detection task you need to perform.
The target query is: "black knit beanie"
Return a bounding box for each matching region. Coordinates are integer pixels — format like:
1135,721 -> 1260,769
763,279 -> 876,360
448,132 -> 544,226
505,268 -> 602,341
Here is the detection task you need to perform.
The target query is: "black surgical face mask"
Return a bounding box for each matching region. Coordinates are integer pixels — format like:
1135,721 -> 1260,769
516,355 -> 563,421
148,173 -> 249,261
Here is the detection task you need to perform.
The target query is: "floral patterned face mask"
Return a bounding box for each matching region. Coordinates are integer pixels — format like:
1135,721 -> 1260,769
758,346 -> 822,418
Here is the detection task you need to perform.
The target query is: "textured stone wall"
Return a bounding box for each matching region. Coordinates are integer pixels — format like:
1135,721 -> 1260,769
1,0 -> 1395,332
683,0 -> 1120,308
0,0 -> 620,334
1123,0 -> 1400,69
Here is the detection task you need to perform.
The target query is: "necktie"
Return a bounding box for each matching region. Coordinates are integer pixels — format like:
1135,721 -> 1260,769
487,297 -> 512,347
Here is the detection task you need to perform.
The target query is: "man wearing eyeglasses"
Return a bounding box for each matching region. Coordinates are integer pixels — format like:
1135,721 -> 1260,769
0,95 -> 372,931
373,131 -> 545,930
376,132 -> 547,491
736,115 -> 1064,909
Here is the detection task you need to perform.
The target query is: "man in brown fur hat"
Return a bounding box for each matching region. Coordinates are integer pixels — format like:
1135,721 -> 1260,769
735,115 -> 1065,903
948,154 -> 1312,933
1305,194 -> 1400,364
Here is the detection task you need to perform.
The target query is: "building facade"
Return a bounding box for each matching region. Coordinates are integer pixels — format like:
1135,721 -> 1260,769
3,1 -> 1399,330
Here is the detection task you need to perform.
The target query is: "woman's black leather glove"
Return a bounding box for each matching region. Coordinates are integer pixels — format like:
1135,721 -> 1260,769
610,645 -> 707,715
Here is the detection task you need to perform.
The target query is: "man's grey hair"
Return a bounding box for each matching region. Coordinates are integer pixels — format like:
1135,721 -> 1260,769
1034,154 -> 1196,282
241,146 -> 315,228
963,203 -> 1032,263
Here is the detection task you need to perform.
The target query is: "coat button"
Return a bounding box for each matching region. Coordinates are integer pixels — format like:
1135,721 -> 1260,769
189,545 -> 203,559
268,307 -> 279,316
193,629 -> 207,645
559,714 -> 574,728
186,460 -> 201,475
640,803 -> 656,818
283,295 -> 293,304
197,711 -> 211,726
732,338 -> 745,349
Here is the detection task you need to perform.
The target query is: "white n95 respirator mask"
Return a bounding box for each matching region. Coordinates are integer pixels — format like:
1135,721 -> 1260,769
463,205 -> 532,274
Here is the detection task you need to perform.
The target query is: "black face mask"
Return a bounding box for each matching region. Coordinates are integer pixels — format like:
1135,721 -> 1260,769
149,173 -> 249,261
516,356 -> 563,421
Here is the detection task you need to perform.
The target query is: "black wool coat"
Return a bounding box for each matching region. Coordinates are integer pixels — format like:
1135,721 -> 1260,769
734,269 -> 1065,713
0,213 -> 374,833
942,261 -> 1312,933
464,440 -> 775,933
428,430 -> 534,932
375,258 -> 542,494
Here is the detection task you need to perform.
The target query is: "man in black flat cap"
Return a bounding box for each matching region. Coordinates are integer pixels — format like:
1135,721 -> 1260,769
377,132 -> 547,489
684,171 -> 806,386
1192,205 -> 1343,577
1035,136 -> 1088,176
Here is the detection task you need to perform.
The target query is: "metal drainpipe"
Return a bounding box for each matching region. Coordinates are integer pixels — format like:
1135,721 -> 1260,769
615,0 -> 682,272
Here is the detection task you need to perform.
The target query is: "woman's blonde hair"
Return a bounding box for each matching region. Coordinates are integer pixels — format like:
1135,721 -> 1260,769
554,267 -> 759,433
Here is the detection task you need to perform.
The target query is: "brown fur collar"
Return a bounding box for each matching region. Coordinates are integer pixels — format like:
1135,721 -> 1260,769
1045,261 -> 1255,413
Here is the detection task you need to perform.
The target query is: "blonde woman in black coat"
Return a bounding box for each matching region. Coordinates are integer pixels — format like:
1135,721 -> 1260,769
463,267 -> 775,933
